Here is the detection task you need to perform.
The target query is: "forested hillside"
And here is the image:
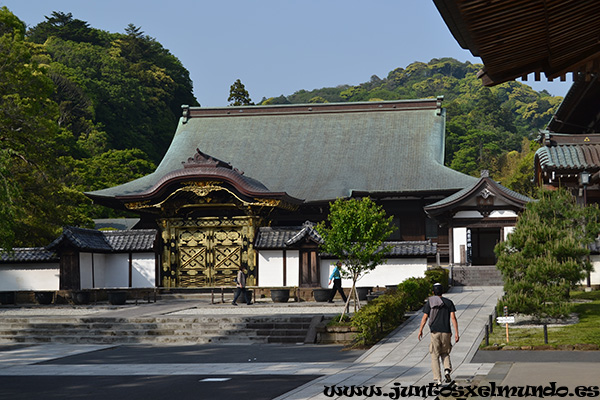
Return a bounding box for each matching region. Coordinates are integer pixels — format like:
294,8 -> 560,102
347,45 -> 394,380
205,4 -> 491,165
0,8 -> 198,248
0,7 -> 560,248
260,59 -> 561,196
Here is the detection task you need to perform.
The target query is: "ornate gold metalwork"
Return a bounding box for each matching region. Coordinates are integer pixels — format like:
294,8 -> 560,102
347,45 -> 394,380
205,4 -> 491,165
124,200 -> 152,210
159,216 -> 258,287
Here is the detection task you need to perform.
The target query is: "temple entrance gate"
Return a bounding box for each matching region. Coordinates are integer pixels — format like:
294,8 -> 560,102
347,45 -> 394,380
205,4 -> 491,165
160,216 -> 258,288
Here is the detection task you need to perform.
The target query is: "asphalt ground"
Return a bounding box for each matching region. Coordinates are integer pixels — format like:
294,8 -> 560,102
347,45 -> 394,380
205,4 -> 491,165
1,343 -> 364,400
40,343 -> 365,365
0,374 -> 320,400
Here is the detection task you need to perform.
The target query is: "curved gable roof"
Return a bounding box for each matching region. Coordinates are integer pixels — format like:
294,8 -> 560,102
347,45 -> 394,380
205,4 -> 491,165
424,176 -> 532,216
87,100 -> 477,205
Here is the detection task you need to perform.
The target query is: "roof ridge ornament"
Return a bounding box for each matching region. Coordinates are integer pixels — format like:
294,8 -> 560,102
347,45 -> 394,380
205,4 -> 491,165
183,148 -> 245,175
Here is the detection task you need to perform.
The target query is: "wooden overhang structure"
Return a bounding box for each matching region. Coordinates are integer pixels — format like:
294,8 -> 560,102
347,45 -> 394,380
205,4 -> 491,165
433,0 -> 600,86
535,132 -> 600,203
535,75 -> 600,204
86,99 -> 478,287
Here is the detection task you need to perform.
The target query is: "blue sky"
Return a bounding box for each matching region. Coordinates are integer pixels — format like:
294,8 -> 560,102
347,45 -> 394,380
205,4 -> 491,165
2,0 -> 572,107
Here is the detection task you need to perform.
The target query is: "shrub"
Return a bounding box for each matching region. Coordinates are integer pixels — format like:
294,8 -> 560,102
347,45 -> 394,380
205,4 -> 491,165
351,291 -> 408,345
327,314 -> 352,326
425,267 -> 449,292
397,277 -> 430,310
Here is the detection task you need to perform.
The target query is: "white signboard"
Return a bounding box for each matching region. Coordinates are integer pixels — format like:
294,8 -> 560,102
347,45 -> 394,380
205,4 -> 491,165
496,316 -> 515,324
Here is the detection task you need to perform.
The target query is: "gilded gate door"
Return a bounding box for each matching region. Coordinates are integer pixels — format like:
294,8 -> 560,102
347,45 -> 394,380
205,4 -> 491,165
177,229 -> 211,286
161,217 -> 257,288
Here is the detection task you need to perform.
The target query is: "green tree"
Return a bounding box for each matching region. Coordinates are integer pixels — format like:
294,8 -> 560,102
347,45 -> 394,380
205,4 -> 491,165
228,79 -> 253,106
0,8 -> 93,247
316,197 -> 396,316
495,189 -> 600,317
494,139 -> 539,197
26,11 -> 107,45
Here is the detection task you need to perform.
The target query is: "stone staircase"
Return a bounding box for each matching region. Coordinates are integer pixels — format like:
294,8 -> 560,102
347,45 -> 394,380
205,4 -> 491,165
451,265 -> 503,286
0,315 -> 316,345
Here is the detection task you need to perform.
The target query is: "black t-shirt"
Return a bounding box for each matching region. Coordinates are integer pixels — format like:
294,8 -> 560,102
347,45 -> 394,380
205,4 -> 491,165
423,296 -> 456,333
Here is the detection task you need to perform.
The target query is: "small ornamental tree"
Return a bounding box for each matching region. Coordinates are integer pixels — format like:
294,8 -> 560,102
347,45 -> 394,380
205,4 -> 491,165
495,188 -> 600,317
316,197 -> 396,316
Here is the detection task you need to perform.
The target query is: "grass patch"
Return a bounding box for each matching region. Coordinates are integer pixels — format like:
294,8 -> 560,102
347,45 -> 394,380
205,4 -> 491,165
482,290 -> 600,348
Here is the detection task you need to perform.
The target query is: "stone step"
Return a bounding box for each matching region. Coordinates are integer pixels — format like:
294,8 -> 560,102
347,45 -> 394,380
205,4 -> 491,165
0,334 -> 267,345
0,314 -> 316,345
451,266 -> 503,286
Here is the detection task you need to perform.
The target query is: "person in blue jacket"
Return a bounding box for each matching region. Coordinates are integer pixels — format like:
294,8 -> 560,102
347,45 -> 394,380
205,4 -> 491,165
328,261 -> 347,303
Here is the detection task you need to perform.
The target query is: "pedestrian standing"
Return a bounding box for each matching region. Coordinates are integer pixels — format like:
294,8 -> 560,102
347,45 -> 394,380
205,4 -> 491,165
417,283 -> 459,386
328,261 -> 347,303
232,265 -> 252,305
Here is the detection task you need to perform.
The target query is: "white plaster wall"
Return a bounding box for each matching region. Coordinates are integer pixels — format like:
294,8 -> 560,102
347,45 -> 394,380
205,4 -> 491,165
286,250 -> 299,287
504,226 -> 515,240
79,253 -> 94,289
490,210 -> 518,218
258,250 -> 284,286
454,211 -> 482,218
132,253 -> 156,288
453,210 -> 517,219
0,264 -> 59,290
586,256 -> 600,286
319,258 -> 427,288
257,250 -> 300,287
453,227 -> 468,264
93,253 -> 106,288
103,254 -> 129,288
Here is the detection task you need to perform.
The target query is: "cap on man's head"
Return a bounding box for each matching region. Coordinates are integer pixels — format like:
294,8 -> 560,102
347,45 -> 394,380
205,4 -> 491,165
433,283 -> 443,296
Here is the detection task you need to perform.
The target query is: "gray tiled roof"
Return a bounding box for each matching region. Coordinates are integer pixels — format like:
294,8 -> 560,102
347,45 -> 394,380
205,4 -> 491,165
47,227 -> 156,253
104,230 -> 157,251
255,224 -> 436,257
255,226 -> 305,249
285,222 -> 324,246
386,241 -> 437,256
255,222 -> 324,249
536,144 -> 600,171
87,100 -> 477,204
0,248 -> 59,263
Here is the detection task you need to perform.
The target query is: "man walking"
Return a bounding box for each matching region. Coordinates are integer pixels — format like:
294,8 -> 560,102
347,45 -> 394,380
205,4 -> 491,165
328,261 -> 347,303
417,283 -> 459,385
232,265 -> 252,306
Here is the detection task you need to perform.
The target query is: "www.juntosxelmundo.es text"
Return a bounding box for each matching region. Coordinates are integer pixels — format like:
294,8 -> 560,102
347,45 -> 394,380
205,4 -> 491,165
323,382 -> 600,398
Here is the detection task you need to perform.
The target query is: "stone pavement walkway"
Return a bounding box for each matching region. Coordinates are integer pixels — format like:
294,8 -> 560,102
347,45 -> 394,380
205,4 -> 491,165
0,286 -> 502,399
276,286 -> 503,399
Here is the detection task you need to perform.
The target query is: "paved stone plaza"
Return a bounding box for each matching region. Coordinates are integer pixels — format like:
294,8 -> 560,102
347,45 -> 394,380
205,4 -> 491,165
1,286 -> 598,399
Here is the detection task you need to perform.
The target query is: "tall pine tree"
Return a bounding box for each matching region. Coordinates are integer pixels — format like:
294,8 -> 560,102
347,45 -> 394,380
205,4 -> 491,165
228,79 -> 253,106
495,188 -> 600,317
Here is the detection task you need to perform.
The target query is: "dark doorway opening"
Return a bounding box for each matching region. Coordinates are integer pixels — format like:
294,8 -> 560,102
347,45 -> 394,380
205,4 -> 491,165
469,228 -> 500,265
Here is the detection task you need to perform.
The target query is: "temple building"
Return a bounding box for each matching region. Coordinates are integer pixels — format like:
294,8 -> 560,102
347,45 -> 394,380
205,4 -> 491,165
78,99 -> 528,289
